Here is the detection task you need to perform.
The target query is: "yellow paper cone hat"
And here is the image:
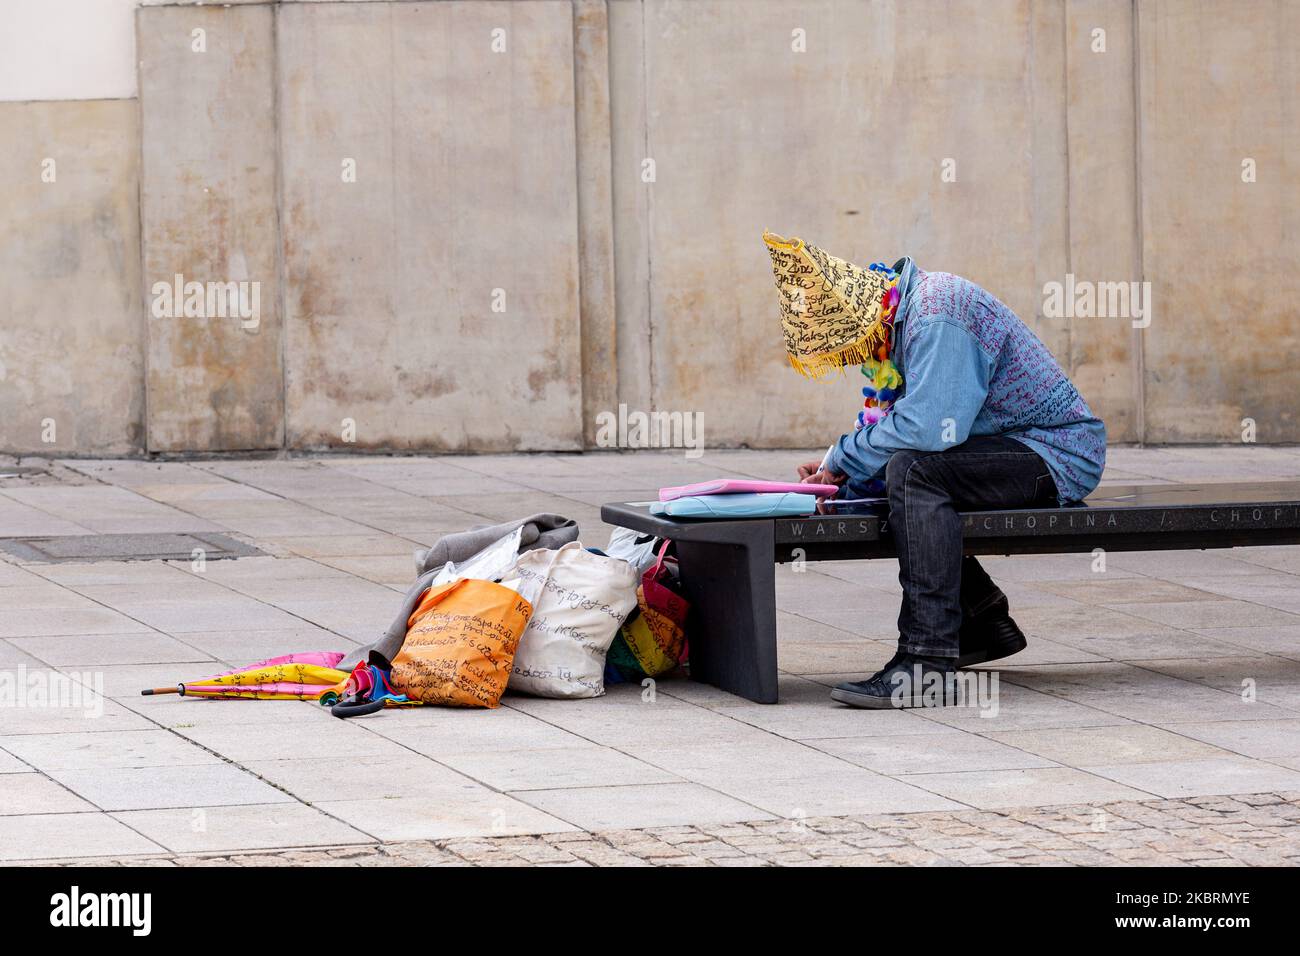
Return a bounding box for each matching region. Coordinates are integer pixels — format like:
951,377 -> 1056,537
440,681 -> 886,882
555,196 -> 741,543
763,230 -> 893,379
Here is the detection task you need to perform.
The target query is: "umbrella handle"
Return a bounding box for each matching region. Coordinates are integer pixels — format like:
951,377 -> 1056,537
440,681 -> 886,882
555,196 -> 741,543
331,699 -> 386,719
141,686 -> 183,696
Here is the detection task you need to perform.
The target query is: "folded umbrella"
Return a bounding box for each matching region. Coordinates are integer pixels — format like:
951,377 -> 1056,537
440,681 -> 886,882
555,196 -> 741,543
140,651 -> 349,701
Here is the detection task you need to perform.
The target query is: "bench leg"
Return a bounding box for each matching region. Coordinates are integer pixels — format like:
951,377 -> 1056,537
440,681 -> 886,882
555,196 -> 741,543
673,528 -> 778,704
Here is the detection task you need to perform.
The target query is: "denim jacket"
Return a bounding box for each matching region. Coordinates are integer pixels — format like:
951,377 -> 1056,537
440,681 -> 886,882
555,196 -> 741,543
826,258 -> 1107,503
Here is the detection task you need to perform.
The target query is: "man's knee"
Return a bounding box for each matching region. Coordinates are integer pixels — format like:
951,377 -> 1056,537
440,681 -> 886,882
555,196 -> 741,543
885,450 -> 925,493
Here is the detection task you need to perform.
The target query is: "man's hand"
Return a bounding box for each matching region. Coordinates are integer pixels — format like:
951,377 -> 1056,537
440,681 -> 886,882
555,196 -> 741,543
803,468 -> 847,488
806,467 -> 848,514
797,460 -> 847,488
796,459 -> 823,481
797,458 -> 846,513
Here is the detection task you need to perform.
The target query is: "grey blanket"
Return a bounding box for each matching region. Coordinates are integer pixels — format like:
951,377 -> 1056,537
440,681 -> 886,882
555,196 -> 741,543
339,513 -> 579,670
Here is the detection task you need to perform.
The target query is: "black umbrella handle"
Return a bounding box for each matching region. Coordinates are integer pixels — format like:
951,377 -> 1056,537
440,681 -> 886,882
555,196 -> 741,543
330,698 -> 386,719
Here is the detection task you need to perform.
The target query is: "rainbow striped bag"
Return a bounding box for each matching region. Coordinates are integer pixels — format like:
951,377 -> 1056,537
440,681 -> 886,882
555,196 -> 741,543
605,541 -> 689,683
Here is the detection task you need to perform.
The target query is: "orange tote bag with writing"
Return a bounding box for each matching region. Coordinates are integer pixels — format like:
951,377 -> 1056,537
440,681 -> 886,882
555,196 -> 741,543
391,578 -> 533,708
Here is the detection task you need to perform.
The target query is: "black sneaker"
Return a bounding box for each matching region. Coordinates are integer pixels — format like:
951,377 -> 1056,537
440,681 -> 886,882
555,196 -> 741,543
957,604 -> 1027,668
830,653 -> 958,709
956,557 -> 1027,667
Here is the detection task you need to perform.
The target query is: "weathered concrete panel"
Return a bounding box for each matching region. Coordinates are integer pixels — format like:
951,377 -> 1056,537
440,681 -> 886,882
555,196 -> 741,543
138,3 -> 284,451
0,99 -> 144,455
1064,0 -> 1141,442
628,0 -> 1052,448
278,0 -> 584,451
609,0 -> 654,419
1026,0 -> 1072,368
574,0 -> 619,445
1138,0 -> 1300,441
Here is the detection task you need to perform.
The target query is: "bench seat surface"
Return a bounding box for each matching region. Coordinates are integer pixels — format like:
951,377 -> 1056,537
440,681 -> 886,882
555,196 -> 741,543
602,481 -> 1300,557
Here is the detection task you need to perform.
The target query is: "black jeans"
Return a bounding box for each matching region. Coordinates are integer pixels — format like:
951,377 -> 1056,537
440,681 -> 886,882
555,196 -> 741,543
884,435 -> 1058,657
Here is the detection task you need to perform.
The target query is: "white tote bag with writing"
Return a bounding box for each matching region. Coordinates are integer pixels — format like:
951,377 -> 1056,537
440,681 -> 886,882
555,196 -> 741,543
503,541 -> 638,699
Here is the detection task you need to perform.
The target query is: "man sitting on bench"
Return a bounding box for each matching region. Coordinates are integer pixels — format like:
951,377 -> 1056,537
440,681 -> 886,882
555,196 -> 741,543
763,233 -> 1106,709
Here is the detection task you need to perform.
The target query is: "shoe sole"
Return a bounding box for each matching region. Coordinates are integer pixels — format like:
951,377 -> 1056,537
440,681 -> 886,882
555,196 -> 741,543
829,686 -> 902,709
830,686 -> 962,710
956,633 -> 1027,668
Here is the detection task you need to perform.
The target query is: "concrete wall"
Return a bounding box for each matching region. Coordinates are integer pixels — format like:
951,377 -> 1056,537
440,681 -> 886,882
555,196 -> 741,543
138,3 -> 284,451
0,99 -> 145,455
276,0 -> 584,452
1063,0 -> 1142,443
1137,0 -> 1300,442
613,0 -> 1080,444
1,0 -> 1296,456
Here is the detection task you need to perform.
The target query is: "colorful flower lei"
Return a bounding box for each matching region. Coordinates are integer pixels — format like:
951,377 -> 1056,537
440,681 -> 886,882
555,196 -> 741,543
855,262 -> 903,430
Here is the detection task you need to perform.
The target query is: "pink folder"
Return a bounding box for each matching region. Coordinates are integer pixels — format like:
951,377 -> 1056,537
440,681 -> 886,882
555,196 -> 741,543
658,478 -> 841,502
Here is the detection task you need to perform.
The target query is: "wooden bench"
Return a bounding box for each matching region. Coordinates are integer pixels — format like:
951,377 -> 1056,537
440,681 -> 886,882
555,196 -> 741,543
601,481 -> 1300,704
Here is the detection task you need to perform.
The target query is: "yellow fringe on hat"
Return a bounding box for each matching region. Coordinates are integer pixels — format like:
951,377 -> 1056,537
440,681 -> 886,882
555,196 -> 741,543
785,332 -> 889,380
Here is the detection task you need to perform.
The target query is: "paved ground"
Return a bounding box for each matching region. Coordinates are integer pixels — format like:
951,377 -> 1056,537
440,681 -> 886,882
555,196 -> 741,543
3,445 -> 1300,866
30,793 -> 1300,867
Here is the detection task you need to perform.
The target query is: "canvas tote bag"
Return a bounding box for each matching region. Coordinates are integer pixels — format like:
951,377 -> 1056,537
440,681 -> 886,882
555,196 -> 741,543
505,542 -> 638,698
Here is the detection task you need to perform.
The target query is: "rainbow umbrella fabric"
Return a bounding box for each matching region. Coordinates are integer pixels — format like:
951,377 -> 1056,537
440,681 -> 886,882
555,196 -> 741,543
141,651 -> 349,701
